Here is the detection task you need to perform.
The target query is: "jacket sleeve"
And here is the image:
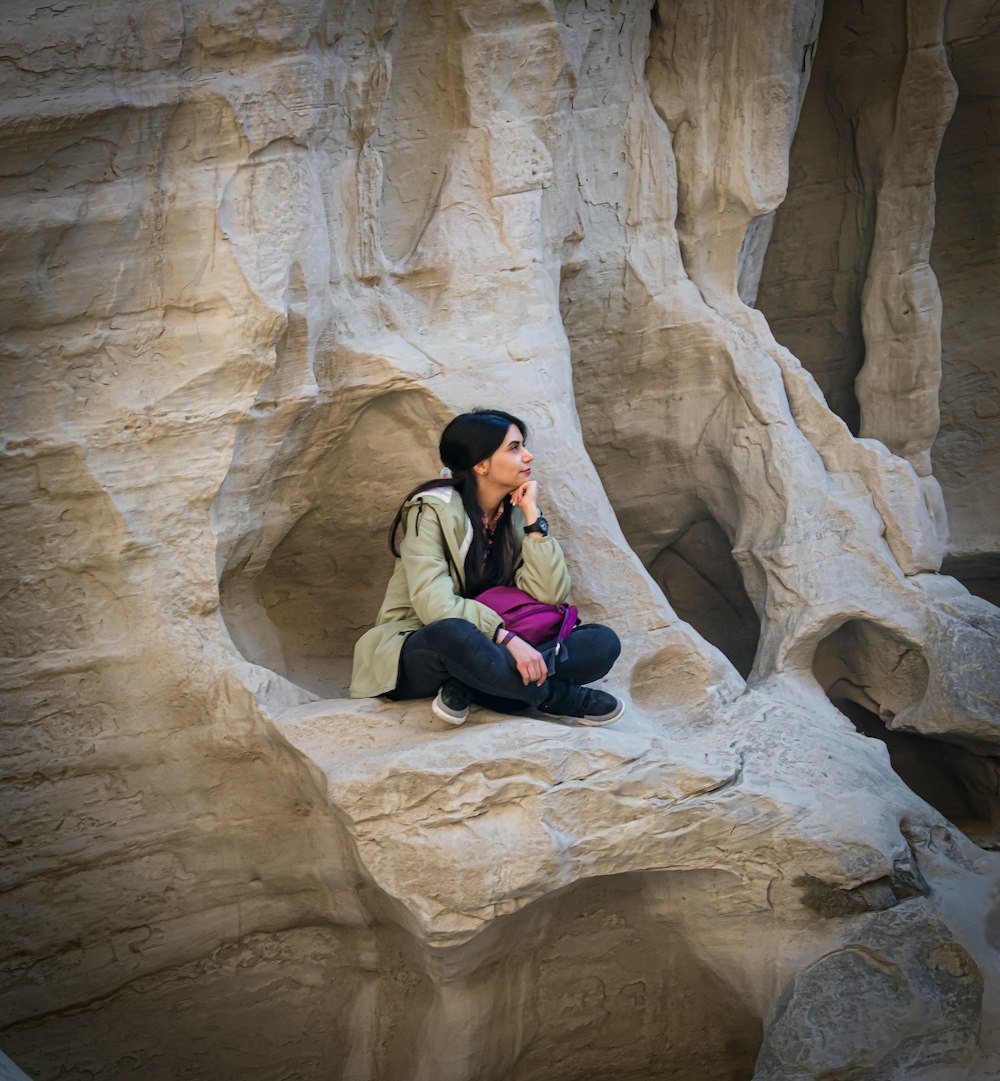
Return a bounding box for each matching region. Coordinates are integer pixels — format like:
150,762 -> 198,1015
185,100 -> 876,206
514,533 -> 572,604
399,504 -> 505,638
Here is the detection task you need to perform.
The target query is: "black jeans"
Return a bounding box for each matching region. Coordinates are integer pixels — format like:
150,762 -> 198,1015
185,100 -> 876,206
389,618 -> 621,712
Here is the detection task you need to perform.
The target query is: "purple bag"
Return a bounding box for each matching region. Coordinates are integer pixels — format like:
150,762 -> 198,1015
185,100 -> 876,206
475,586 -> 578,648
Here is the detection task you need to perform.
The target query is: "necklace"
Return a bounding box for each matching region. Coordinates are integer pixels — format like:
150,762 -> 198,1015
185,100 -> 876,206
481,504 -> 504,534
480,503 -> 504,566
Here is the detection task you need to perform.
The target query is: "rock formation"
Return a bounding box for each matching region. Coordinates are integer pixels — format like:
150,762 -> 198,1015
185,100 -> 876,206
2,1 -> 999,1078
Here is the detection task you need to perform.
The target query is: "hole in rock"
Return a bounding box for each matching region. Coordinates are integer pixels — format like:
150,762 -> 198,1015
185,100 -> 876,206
941,553 -> 1000,609
647,518 -> 761,677
812,619 -> 930,726
216,390 -> 449,698
814,619 -> 1000,849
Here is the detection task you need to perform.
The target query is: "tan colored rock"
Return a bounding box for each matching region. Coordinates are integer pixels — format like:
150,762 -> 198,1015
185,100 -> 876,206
757,0 -> 1000,579
2,2 -> 1000,1080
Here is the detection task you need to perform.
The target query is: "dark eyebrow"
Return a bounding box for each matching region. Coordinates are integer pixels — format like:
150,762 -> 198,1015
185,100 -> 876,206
507,438 -> 522,448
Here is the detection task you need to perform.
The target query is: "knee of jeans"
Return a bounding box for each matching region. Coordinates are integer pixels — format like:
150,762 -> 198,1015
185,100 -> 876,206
422,617 -> 482,650
589,624 -> 621,662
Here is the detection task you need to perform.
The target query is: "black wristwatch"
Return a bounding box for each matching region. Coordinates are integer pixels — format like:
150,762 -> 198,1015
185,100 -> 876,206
524,515 -> 549,537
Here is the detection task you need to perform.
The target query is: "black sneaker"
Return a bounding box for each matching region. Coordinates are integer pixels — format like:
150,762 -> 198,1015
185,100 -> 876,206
432,679 -> 471,726
540,680 -> 625,726
576,689 -> 625,726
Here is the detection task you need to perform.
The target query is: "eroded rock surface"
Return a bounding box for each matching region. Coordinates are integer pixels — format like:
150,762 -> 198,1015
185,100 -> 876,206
2,1 -> 1000,1080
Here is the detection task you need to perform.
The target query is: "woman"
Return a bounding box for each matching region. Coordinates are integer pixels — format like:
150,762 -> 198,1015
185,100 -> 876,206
350,409 -> 623,726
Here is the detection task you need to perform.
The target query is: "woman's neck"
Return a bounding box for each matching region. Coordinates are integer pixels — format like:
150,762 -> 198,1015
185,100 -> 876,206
476,479 -> 506,520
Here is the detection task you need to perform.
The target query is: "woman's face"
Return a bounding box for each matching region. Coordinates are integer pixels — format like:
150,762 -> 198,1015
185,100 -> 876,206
477,424 -> 533,491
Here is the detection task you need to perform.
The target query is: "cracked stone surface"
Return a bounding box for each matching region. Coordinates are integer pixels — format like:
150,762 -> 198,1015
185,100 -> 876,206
2,1 -> 1000,1079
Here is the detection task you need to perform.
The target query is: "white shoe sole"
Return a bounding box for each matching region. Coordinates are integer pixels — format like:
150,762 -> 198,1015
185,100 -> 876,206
432,691 -> 469,726
576,699 -> 625,726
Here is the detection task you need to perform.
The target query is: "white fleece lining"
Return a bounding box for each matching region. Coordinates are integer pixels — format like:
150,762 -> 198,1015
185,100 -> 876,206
459,522 -> 474,562
409,486 -> 472,563
417,486 -> 455,503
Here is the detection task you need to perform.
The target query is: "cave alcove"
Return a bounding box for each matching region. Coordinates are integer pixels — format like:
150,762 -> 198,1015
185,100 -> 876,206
215,387 -> 450,698
647,517 -> 761,678
0,868 -> 764,1081
443,870 -> 763,1081
812,618 -> 930,725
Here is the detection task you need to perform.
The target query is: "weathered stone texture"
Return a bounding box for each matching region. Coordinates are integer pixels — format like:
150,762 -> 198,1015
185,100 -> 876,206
2,2 -> 1000,1080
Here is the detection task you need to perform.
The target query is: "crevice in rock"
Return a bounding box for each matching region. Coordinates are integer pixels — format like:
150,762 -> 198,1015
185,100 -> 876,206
814,618 -> 999,848
941,553 -> 1000,609
808,618 -> 998,843
930,9 -> 1000,560
755,0 -> 906,437
833,698 -> 1000,852
647,518 -> 761,678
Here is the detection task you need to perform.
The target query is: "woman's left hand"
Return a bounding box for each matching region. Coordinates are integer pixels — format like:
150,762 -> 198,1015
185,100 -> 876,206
504,634 -> 548,686
510,480 -> 539,520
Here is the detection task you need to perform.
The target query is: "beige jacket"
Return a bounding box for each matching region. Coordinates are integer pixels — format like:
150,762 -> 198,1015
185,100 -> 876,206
349,486 -> 571,698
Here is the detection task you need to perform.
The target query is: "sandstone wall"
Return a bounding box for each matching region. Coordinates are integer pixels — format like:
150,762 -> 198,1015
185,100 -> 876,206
2,2 -> 1000,1079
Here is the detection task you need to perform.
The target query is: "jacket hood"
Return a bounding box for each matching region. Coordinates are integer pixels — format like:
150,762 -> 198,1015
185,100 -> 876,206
406,485 -> 455,506
405,485 -> 473,564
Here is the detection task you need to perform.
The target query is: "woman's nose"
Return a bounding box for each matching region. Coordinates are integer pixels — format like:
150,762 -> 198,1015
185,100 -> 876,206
524,449 -> 534,462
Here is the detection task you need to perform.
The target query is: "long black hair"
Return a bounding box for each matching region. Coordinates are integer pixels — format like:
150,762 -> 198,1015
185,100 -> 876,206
388,409 -> 528,596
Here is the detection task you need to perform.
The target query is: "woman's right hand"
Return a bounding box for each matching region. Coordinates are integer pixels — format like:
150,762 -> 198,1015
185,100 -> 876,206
505,634 -> 547,686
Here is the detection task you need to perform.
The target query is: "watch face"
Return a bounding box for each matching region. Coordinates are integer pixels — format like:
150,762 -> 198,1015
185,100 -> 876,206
534,516 -> 549,535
